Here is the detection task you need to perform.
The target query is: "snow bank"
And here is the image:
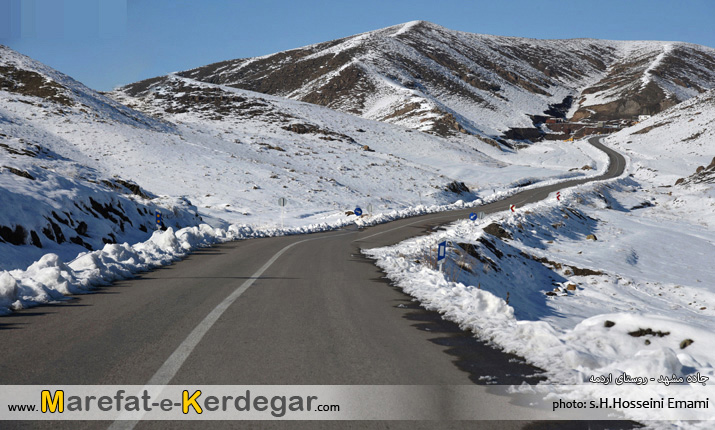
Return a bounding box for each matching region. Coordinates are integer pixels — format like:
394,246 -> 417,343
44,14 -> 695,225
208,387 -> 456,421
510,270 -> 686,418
0,220 -> 340,315
364,175 -> 715,426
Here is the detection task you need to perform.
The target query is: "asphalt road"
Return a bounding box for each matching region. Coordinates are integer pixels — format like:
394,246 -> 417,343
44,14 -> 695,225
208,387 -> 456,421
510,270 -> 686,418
1,136 -> 628,429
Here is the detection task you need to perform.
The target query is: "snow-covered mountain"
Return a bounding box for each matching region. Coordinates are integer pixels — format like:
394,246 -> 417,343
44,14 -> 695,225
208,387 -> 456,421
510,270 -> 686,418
0,44 -> 606,270
119,21 -> 715,138
2,21 -> 714,407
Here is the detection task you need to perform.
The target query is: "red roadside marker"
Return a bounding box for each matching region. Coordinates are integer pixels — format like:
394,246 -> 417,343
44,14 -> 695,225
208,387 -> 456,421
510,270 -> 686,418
510,204 -> 515,212
556,191 -> 561,201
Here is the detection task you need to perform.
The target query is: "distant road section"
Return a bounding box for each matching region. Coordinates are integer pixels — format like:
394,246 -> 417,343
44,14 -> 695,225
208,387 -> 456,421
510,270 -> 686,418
1,137 -> 626,429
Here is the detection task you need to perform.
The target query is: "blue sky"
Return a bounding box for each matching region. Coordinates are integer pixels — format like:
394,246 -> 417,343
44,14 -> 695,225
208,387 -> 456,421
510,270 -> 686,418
1,0 -> 714,91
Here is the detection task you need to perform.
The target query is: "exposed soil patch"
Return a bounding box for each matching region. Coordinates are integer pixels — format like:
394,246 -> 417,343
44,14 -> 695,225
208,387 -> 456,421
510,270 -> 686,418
282,123 -> 355,143
0,65 -> 73,106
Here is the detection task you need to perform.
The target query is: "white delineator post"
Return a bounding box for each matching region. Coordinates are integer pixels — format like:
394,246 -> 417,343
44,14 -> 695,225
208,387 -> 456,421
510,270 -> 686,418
278,197 -> 286,229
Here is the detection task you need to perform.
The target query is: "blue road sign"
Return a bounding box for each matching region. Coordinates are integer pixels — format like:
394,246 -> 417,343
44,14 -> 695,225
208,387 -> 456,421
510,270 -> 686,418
155,210 -> 165,229
469,212 -> 478,221
437,241 -> 447,261
354,207 -> 363,216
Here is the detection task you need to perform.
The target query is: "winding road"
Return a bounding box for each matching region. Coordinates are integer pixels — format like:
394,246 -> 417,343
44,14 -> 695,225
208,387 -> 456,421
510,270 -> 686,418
1,136 -> 627,429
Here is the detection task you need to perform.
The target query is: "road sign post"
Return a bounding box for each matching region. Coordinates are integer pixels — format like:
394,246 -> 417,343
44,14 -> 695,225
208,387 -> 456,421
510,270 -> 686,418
367,204 -> 373,216
437,241 -> 446,273
478,211 -> 485,220
278,197 -> 287,229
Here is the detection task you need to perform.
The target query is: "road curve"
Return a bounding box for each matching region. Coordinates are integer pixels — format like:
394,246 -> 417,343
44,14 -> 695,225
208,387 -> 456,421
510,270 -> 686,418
1,137 -> 628,429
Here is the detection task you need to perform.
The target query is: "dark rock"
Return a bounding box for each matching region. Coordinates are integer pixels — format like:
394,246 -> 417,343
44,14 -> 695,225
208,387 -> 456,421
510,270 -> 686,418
680,339 -> 694,349
482,223 -> 512,240
30,230 -> 42,248
628,328 -> 669,338
2,166 -> 35,180
115,179 -> 151,199
445,180 -> 470,194
456,242 -> 499,273
569,266 -> 603,276
0,225 -> 27,245
502,128 -> 543,141
477,237 -> 504,259
69,236 -> 92,250
49,219 -> 65,244
76,221 -> 88,236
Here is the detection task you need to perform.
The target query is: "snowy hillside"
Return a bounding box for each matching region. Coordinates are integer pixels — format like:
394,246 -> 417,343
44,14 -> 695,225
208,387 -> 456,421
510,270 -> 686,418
367,88 -> 715,425
0,45 -> 202,270
606,88 -> 715,186
127,21 -> 715,138
0,44 -> 607,274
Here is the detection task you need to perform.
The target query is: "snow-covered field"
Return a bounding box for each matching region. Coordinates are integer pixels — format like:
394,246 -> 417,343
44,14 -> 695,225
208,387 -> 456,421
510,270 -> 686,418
365,90 -> 715,427
0,44 -> 612,312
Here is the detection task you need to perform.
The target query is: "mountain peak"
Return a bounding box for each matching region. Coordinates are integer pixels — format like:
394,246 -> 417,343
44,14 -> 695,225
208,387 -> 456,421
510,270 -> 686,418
115,23 -> 715,138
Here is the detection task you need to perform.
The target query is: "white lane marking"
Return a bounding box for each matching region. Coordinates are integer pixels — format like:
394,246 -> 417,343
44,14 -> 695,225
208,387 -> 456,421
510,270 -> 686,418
109,232 -> 351,429
148,239 -> 308,386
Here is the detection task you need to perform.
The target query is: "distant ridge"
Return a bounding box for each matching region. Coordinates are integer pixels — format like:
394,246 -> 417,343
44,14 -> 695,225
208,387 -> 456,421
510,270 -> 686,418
118,21 -> 715,138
